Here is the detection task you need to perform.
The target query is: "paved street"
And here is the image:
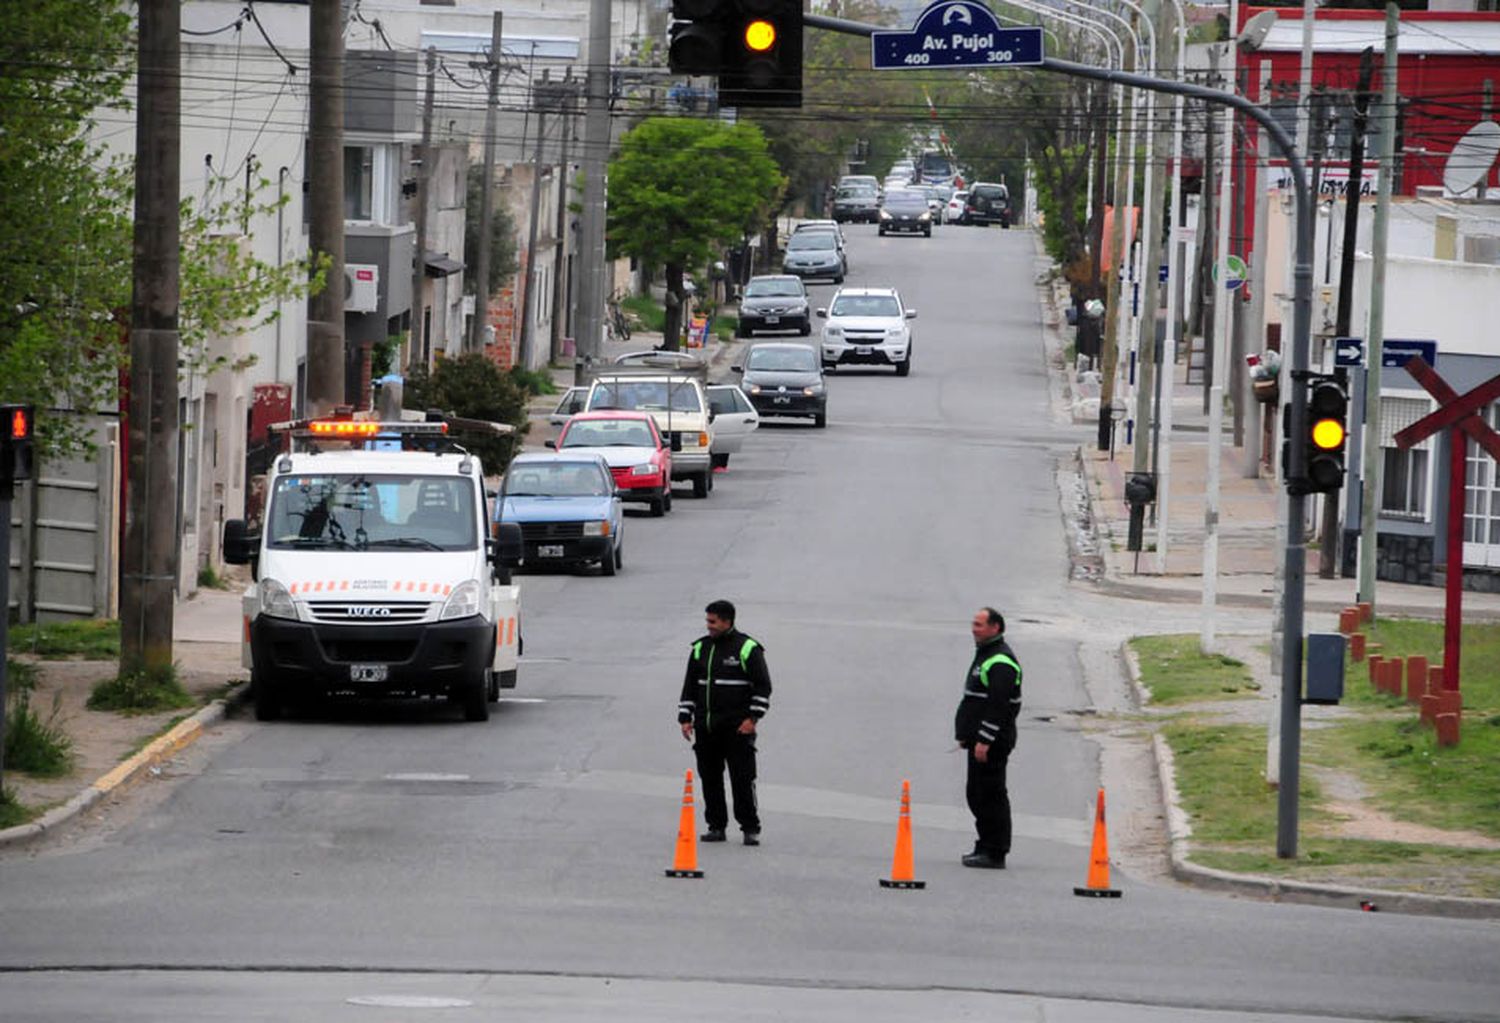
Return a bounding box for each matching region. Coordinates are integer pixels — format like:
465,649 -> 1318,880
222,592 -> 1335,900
2,224 -> 1498,1022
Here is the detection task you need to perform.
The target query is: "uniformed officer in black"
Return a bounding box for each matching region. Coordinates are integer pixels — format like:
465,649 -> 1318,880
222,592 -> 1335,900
679,599 -> 772,846
954,607 -> 1022,869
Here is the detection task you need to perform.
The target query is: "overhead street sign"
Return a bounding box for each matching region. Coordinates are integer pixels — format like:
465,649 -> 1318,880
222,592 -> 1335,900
1333,336 -> 1364,369
1382,338 -> 1437,370
871,1 -> 1044,70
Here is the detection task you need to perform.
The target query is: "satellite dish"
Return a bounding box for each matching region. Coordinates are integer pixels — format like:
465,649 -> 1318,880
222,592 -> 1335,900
1442,121 -> 1500,196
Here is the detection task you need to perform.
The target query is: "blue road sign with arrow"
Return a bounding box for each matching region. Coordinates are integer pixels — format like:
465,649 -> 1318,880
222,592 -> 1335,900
1334,337 -> 1364,369
871,1 -> 1045,70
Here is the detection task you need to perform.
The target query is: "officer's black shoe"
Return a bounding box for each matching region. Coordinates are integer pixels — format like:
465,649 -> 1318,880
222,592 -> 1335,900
961,851 -> 1006,869
700,829 -> 727,843
743,831 -> 761,847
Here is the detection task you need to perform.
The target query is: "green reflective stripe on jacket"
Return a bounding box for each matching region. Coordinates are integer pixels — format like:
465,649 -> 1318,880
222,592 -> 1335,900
739,638 -> 758,664
978,653 -> 1022,688
693,640 -> 702,660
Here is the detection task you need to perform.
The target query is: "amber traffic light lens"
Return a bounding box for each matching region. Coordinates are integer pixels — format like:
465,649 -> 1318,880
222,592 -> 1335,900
1311,418 -> 1345,450
744,19 -> 776,51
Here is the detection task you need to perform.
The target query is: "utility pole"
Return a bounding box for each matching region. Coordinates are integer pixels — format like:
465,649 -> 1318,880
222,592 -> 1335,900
517,72 -> 550,372
1132,2 -> 1171,478
121,0 -> 180,679
1195,76 -> 1218,415
550,74 -> 578,365
1244,59 -> 1272,481
1358,4 -> 1400,612
574,0 -> 612,384
306,0 -> 346,414
1325,49 -> 1376,580
1098,43 -> 1135,452
409,47 -> 436,372
470,12 -> 503,352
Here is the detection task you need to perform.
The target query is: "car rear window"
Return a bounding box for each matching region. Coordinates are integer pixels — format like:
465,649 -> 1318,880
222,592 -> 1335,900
971,185 -> 1007,200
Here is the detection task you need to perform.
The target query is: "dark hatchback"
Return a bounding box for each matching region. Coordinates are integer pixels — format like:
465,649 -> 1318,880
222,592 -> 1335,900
736,275 -> 812,337
964,182 -> 1011,227
734,342 -> 827,427
878,190 -> 932,237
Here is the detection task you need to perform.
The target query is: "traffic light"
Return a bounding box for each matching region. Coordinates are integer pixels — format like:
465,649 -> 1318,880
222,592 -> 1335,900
1305,376 -> 1348,493
0,404 -> 34,485
668,0 -> 802,109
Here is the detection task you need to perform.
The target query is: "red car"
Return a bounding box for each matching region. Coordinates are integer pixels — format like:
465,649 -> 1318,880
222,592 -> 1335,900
549,411 -> 674,516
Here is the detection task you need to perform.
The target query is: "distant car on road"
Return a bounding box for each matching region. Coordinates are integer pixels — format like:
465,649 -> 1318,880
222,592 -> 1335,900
878,190 -> 932,237
818,286 -> 915,377
964,182 -> 1011,228
832,183 -> 880,223
945,189 -> 969,225
734,342 -> 827,427
782,230 -> 845,283
497,452 -> 624,575
736,275 -> 812,338
550,411 -> 672,516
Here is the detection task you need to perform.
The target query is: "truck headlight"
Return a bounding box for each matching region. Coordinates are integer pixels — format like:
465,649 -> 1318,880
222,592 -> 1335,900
440,579 -> 482,621
259,578 -> 297,621
582,520 -> 611,537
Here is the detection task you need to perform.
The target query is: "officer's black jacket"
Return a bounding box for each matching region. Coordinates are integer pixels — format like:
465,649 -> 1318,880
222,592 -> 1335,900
678,628 -> 772,732
954,635 -> 1022,752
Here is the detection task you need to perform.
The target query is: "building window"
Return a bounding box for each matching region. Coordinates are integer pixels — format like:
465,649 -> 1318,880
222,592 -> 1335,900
345,145 -> 373,221
1379,395 -> 1433,520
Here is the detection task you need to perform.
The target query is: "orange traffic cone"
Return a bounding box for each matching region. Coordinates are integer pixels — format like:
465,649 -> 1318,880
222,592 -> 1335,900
879,779 -> 926,890
1073,788 -> 1121,898
665,769 -> 704,879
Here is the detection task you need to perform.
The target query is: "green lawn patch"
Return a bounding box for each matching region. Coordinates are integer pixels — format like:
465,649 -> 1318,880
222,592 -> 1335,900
9,619 -> 120,660
1130,634 -> 1259,705
621,295 -> 665,333
1195,840 -> 1500,899
0,788 -> 35,830
1163,721 -> 1321,843
88,665 -> 195,716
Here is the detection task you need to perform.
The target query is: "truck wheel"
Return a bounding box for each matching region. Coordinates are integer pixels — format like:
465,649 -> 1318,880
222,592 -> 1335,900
252,670 -> 282,722
663,489 -> 673,513
461,671 -> 490,722
693,473 -> 710,498
895,356 -> 911,377
650,495 -> 666,517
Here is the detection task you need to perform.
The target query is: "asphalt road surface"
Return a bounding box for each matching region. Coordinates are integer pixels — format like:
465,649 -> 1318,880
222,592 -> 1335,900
2,223 -> 1497,1022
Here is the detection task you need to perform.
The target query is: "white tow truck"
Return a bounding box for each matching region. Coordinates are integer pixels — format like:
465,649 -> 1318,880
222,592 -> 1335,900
222,413 -> 524,722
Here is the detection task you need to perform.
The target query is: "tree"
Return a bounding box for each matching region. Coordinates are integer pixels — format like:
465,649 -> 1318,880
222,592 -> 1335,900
607,117 -> 783,349
464,165 -> 519,296
402,354 -> 529,475
0,1 -> 135,456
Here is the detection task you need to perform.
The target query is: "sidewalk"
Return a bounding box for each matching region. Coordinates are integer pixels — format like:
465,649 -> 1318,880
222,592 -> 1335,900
1048,286 -> 1500,621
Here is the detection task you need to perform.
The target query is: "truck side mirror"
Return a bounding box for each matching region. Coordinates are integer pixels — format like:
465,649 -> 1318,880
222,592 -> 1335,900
222,519 -> 259,565
493,521 -> 523,569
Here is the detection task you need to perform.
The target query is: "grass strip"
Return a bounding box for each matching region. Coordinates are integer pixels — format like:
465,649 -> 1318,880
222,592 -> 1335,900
8,619 -> 120,660
1130,634 -> 1259,705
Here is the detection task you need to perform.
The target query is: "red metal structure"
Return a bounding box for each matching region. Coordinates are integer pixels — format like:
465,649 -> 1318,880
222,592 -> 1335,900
1393,360 -> 1500,692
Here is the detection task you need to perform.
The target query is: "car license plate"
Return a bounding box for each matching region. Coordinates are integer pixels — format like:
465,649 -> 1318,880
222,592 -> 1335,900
764,315 -> 780,324
537,544 -> 564,558
856,346 -> 873,355
350,663 -> 388,683
774,396 -> 792,404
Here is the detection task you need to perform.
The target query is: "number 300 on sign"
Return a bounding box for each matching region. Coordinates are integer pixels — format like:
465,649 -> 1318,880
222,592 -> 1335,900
985,50 -> 1014,62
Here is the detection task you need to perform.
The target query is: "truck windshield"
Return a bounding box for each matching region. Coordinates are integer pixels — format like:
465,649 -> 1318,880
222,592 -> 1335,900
588,380 -> 701,413
266,474 -> 477,551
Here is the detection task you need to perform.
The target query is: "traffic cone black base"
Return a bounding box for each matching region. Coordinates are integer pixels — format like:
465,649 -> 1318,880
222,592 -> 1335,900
879,879 -> 926,890
1073,885 -> 1121,898
666,868 -> 704,879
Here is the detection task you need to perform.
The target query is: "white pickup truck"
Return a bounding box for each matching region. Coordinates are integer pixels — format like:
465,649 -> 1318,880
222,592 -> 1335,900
222,415 -> 523,722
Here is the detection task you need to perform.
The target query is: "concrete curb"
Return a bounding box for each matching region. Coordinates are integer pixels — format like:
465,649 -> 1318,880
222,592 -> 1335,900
1126,646 -> 1500,919
0,683 -> 249,849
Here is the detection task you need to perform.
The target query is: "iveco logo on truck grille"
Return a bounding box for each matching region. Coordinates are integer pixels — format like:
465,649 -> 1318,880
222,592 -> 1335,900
347,605 -> 392,617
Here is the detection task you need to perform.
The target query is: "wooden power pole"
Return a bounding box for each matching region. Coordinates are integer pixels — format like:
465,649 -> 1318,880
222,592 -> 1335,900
121,0 -> 181,679
306,0 -> 346,413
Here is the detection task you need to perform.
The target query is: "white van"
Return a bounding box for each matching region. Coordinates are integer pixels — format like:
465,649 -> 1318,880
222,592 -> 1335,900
222,416 -> 523,722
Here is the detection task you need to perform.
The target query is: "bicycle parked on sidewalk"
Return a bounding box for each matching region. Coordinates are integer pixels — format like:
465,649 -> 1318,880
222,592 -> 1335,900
607,294 -> 632,343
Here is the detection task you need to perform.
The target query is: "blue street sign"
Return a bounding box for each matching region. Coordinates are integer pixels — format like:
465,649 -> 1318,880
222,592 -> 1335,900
871,1 -> 1045,70
1333,336 -> 1365,369
1158,264 -> 1169,283
1382,339 -> 1437,370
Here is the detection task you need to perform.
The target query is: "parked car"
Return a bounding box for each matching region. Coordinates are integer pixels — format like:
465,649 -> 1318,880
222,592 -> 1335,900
794,218 -> 846,242
705,384 -> 761,466
817,286 -> 915,377
964,181 -> 1011,227
838,174 -> 880,195
781,230 -> 846,283
585,369 -> 715,498
945,189 -> 969,225
497,452 -> 624,575
736,275 -> 812,337
910,184 -> 946,222
549,411 -> 672,516
792,224 -> 849,273
547,385 -> 589,428
832,183 -> 880,223
878,190 -> 932,237
734,342 -> 827,427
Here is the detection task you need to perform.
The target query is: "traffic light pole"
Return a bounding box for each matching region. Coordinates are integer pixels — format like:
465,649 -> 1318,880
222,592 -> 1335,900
805,11 -> 1316,857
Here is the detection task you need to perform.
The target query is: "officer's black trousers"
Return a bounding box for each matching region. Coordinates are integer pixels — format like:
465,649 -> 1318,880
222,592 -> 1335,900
694,728 -> 760,834
965,746 -> 1011,858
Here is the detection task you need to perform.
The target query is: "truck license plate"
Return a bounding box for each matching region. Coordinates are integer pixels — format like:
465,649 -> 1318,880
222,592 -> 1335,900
350,663 -> 388,683
856,346 -> 873,355
538,544 -> 564,558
